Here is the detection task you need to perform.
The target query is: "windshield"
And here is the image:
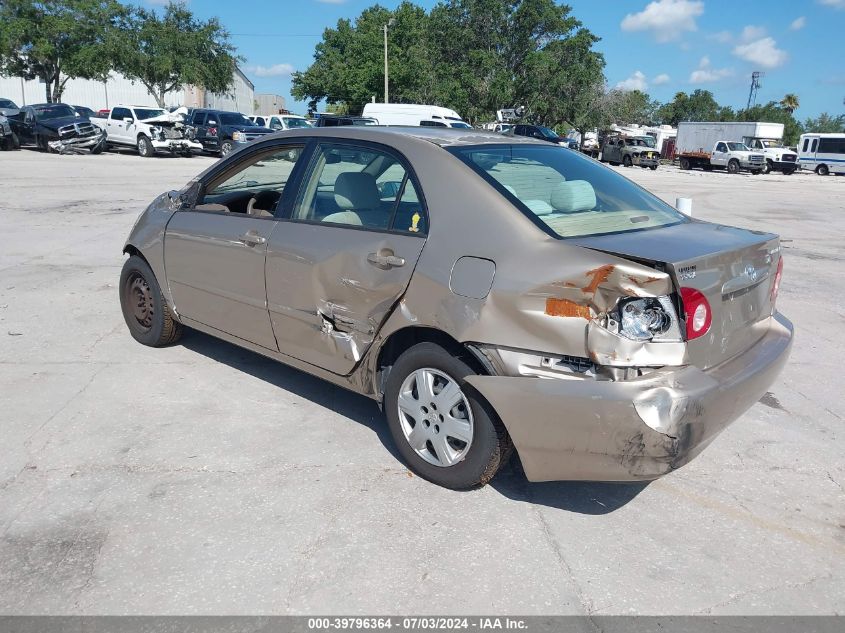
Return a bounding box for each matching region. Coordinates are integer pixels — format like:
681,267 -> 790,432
449,122 -> 472,128
352,118 -> 378,126
219,113 -> 255,126
536,126 -> 558,139
726,142 -> 749,151
450,144 -> 686,238
283,117 -> 313,129
760,139 -> 783,148
626,137 -> 655,147
34,105 -> 77,120
0,99 -> 18,109
135,108 -> 167,120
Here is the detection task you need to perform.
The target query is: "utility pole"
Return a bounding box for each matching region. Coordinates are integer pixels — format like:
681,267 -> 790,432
747,71 -> 763,110
383,18 -> 396,104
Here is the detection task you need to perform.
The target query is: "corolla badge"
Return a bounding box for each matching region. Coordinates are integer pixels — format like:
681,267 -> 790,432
744,264 -> 759,281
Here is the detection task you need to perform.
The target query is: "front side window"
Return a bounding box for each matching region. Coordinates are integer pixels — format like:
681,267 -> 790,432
283,117 -> 312,129
451,144 -> 685,239
716,142 -> 728,152
196,145 -> 305,216
219,113 -> 254,126
292,144 -> 426,233
726,142 -> 748,151
802,138 -> 809,152
254,116 -> 266,126
111,107 -> 131,121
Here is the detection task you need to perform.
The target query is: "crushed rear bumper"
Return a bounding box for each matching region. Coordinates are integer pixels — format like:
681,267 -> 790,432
465,313 -> 793,482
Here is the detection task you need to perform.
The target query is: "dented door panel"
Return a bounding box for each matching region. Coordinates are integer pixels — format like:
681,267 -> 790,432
266,222 -> 425,374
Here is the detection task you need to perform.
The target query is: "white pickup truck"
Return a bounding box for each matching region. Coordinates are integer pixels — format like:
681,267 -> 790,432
90,105 -> 203,157
676,122 -> 767,174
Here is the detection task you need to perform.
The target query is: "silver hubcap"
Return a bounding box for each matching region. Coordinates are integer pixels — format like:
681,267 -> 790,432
397,368 -> 474,468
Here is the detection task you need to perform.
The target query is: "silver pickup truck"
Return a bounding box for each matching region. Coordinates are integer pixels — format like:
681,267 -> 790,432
90,105 -> 203,157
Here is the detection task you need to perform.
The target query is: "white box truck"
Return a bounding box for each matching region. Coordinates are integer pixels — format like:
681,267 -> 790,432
361,103 -> 471,128
675,121 -> 796,174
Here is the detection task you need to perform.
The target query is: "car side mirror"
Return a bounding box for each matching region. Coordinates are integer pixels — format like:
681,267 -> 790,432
124,117 -> 133,124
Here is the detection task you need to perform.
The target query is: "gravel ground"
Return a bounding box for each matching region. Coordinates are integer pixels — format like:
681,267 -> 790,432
0,148 -> 843,615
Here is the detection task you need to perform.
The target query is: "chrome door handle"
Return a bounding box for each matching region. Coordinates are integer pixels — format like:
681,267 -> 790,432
238,231 -> 266,246
367,250 -> 405,269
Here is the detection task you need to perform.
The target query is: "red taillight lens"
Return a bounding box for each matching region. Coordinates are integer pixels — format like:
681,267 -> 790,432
680,287 -> 712,340
208,127 -> 218,136
771,256 -> 784,304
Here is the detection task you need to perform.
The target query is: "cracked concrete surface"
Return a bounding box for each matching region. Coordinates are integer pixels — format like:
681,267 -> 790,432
0,150 -> 843,614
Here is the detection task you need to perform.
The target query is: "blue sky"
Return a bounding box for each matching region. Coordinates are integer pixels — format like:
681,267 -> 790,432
166,0 -> 845,120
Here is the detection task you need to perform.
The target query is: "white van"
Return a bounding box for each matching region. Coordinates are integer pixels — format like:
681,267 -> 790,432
248,114 -> 313,131
798,133 -> 845,175
361,103 -> 471,128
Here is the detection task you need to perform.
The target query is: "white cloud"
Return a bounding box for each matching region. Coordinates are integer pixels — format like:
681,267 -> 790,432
818,0 -> 845,9
689,56 -> 733,83
709,30 -> 733,43
652,73 -> 671,85
247,63 -> 296,78
615,70 -> 648,91
621,0 -> 704,43
733,37 -> 789,69
739,25 -> 767,42
789,16 -> 806,30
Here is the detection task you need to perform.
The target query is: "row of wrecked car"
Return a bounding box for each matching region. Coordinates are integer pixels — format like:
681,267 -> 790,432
0,98 -> 277,157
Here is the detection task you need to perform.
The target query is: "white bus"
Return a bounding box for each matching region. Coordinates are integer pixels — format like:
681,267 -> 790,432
361,103 -> 471,128
797,133 -> 845,175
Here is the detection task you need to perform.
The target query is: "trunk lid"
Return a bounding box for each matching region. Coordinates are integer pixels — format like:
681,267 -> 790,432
574,221 -> 780,369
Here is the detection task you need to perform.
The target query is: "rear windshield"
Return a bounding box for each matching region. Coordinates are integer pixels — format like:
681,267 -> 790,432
450,144 -> 686,238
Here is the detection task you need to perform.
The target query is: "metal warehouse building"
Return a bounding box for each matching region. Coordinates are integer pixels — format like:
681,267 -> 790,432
0,67 -> 255,114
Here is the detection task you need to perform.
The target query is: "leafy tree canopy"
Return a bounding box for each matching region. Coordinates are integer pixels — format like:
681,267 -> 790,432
112,1 -> 240,108
0,0 -> 126,103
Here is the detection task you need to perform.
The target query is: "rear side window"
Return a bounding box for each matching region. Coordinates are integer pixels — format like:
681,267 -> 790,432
818,138 -> 845,154
811,139 -> 818,153
292,144 -> 426,234
451,144 -> 685,239
420,120 -> 447,127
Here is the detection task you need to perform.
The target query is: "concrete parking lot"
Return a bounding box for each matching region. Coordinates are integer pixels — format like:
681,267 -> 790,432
0,148 -> 843,615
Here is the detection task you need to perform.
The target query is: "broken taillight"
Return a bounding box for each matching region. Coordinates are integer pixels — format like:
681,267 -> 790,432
208,127 -> 218,136
771,256 -> 784,304
680,287 -> 712,340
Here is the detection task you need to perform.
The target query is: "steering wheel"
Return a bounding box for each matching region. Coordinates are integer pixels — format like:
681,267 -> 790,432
246,190 -> 282,216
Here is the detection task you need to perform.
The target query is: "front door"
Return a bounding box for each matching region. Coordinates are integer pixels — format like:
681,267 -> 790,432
164,142 -> 307,350
711,142 -> 729,166
109,107 -> 132,144
267,141 -> 428,374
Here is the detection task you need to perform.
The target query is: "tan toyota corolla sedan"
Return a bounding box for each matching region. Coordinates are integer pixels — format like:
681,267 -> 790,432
119,127 -> 793,489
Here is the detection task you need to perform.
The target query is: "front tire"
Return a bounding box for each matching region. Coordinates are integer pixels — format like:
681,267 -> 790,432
763,160 -> 772,174
622,155 -> 633,167
220,140 -> 234,157
817,164 -> 829,176
119,255 -> 182,347
384,343 -> 512,490
649,165 -> 658,170
137,135 -> 154,158
727,159 -> 740,174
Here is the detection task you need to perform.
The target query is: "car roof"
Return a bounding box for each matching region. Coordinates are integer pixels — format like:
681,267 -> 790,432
282,125 -> 543,148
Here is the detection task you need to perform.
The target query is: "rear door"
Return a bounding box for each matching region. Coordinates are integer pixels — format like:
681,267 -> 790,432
266,141 -> 428,374
164,142 -> 308,350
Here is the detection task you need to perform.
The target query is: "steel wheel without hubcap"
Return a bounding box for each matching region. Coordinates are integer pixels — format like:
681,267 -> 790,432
126,273 -> 154,332
397,367 -> 474,467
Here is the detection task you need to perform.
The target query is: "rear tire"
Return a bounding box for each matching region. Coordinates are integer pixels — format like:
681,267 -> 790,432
816,164 -> 829,176
679,157 -> 691,170
727,159 -> 740,174
119,255 -> 182,347
137,135 -> 154,158
384,343 -> 512,490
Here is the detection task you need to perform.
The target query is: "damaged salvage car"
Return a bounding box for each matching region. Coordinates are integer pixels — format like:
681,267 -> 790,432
16,103 -> 106,153
89,105 -> 203,157
119,127 -> 793,489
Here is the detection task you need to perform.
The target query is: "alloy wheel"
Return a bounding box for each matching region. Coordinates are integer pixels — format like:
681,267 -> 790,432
397,368 -> 474,468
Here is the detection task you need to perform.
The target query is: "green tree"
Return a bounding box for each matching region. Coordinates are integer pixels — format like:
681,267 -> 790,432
656,89 -> 727,126
803,112 -> 845,133
0,0 -> 126,103
113,2 -> 240,108
779,93 -> 799,114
